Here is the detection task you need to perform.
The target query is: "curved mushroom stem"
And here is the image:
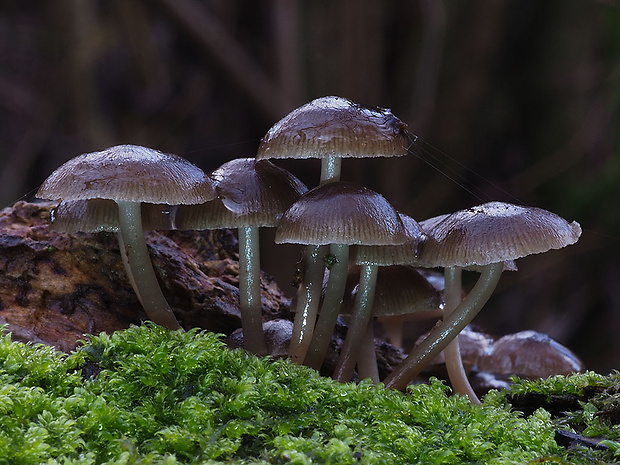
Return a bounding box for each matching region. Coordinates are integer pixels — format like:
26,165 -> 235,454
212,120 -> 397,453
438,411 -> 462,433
116,200 -> 181,330
304,243 -> 350,370
288,244 -> 325,363
238,226 -> 268,355
443,267 -> 480,403
333,264 -> 379,382
384,262 -> 503,390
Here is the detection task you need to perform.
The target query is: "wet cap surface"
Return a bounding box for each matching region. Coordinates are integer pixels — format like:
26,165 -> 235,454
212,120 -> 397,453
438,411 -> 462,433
211,158 -> 307,215
275,181 -> 408,246
37,144 -> 216,205
417,201 -> 582,267
176,158 -> 307,229
257,96 -> 409,160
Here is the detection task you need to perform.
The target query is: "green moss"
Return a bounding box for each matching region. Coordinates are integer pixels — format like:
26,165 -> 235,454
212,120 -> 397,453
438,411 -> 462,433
0,323 -> 598,464
488,371 -> 620,463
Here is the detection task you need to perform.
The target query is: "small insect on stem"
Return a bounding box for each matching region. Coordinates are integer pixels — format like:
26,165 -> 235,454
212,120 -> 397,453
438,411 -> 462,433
323,253 -> 339,270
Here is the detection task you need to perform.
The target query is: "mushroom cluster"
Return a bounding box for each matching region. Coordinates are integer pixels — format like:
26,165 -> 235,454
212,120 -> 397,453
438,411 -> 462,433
36,96 -> 583,401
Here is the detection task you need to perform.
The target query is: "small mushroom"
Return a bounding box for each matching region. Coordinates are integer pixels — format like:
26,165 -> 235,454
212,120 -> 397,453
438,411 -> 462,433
227,319 -> 295,359
477,330 -> 584,379
175,158 -> 306,355
36,144 -> 217,329
276,181 -> 407,369
333,213 -> 426,382
384,202 -> 582,395
339,265 -> 441,382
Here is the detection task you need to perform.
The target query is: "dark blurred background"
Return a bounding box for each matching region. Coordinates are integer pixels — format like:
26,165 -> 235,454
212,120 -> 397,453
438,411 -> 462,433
1,0 -> 618,373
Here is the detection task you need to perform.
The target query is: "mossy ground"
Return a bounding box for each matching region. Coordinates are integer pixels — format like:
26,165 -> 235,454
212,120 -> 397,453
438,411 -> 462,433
0,324 -> 617,464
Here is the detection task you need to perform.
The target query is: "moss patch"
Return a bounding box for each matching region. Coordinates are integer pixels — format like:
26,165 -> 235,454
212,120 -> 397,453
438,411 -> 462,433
488,371 -> 620,463
0,323 -> 609,464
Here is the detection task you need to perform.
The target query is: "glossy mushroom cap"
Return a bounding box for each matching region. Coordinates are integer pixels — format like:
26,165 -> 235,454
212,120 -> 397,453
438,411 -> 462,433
275,181 -> 408,246
36,144 -> 216,205
352,213 -> 426,266
257,96 -> 409,161
175,158 -> 308,229
341,265 -> 441,317
212,158 -> 308,216
417,201 -> 582,268
51,199 -> 173,233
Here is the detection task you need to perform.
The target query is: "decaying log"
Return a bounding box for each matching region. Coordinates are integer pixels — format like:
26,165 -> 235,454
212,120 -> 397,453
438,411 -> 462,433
0,201 -> 290,351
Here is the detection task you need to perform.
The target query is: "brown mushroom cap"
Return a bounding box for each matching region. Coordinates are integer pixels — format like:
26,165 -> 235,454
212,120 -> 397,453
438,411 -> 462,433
477,330 -> 584,379
275,181 -> 408,246
175,198 -> 276,229
256,96 -> 409,161
212,158 -> 308,215
50,199 -> 174,233
352,213 -> 426,266
417,201 -> 582,268
175,158 -> 308,229
341,265 -> 441,317
36,144 -> 216,205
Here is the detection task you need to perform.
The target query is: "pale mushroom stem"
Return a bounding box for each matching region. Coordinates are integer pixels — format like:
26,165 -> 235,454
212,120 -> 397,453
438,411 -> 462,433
116,200 -> 181,330
384,262 -> 504,390
288,244 -> 326,363
356,322 -> 380,383
238,226 -> 268,355
382,318 -> 404,348
117,232 -> 143,305
443,267 -> 481,403
333,264 -> 379,382
320,155 -> 342,184
304,243 -> 350,369
289,156 -> 348,369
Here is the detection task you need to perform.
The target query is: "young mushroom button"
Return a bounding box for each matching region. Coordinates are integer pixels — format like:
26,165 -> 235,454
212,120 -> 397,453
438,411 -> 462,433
175,158 -> 307,356
36,144 -> 217,330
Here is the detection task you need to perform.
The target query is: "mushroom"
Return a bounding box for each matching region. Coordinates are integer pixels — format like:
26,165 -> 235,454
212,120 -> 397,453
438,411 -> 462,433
257,95 -> 410,184
36,144 -> 217,330
175,158 -> 307,355
275,181 -> 407,368
257,96 -> 410,363
477,330 -> 584,379
384,201 -> 582,394
338,264 -> 441,382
